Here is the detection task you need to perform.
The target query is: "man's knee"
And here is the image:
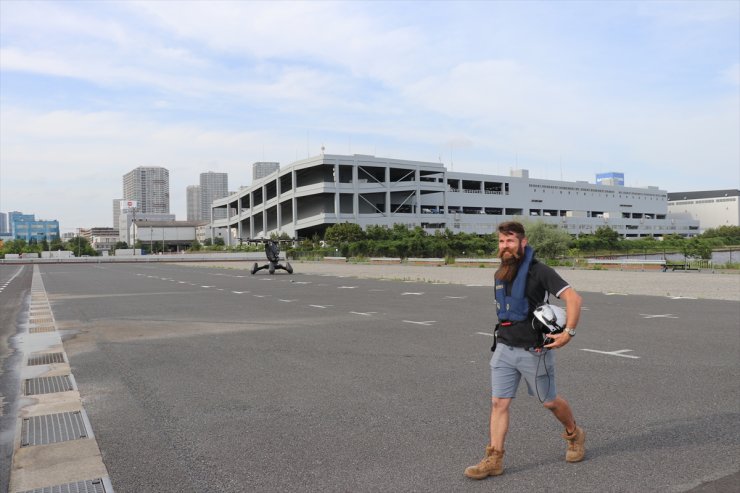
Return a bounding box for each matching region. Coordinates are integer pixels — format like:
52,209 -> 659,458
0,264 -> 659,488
492,397 -> 512,412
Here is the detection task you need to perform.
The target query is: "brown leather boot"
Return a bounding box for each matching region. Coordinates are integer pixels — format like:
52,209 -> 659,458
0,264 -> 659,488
563,426 -> 586,462
464,445 -> 505,479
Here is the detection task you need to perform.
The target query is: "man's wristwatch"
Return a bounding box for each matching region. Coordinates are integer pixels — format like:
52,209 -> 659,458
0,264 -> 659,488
565,328 -> 576,337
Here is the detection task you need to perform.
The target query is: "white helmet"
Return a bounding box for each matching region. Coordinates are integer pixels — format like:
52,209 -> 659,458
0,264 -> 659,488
533,304 -> 566,334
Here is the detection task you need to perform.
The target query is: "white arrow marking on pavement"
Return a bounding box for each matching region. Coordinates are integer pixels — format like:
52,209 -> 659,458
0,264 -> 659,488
350,311 -> 377,316
639,314 -> 679,319
309,304 -> 333,309
403,320 -> 436,326
580,349 -> 640,359
476,332 -> 494,336
401,292 -> 424,296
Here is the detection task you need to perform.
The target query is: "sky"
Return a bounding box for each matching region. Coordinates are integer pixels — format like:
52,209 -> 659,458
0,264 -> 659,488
1,0 -> 738,232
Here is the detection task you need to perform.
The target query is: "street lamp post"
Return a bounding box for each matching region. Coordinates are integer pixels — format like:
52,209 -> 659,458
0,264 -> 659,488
132,208 -> 137,255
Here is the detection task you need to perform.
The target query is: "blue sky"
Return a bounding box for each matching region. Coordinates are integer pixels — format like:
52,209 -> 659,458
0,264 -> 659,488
1,0 -> 738,231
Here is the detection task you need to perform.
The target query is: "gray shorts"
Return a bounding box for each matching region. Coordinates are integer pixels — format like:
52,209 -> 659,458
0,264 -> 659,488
490,343 -> 557,402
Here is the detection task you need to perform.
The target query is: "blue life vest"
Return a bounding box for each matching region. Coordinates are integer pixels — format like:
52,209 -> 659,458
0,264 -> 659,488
495,245 -> 535,322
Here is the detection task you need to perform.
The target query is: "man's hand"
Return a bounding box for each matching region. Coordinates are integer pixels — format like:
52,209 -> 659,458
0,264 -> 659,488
544,331 -> 572,349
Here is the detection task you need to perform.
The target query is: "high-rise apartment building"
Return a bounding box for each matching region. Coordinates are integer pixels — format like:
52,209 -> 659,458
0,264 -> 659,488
200,172 -> 228,220
0,212 -> 7,234
186,185 -> 202,221
252,162 -> 280,182
122,167 -> 170,214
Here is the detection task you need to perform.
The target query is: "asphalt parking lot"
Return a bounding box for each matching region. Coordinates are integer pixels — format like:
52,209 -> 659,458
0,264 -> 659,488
3,262 -> 739,492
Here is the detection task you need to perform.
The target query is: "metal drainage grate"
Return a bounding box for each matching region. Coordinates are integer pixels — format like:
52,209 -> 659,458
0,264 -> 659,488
25,375 -> 73,395
30,326 -> 56,334
21,411 -> 88,447
28,353 -> 65,366
17,477 -> 108,493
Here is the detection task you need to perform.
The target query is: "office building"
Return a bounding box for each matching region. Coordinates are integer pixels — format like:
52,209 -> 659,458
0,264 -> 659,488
667,190 -> 740,231
0,212 -> 7,234
122,166 -> 170,214
186,185 -> 202,221
212,153 -> 699,244
9,211 -> 60,242
200,172 -> 228,220
118,212 -> 175,244
252,162 -> 280,182
80,227 -> 120,253
112,199 -> 124,231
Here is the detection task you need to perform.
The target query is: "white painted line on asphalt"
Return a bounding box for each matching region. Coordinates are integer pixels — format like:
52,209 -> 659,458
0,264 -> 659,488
178,281 -> 186,284
465,284 -> 485,287
445,296 -> 467,299
605,292 -> 629,296
278,299 -> 298,303
476,332 -> 494,336
232,291 -> 249,294
350,311 -> 377,316
201,285 -> 213,288
291,281 -> 312,285
309,304 -> 333,309
253,294 -> 269,298
639,313 -> 679,319
369,289 -> 385,292
669,296 -> 697,300
403,320 -> 436,326
580,348 -> 640,359
217,288 -> 225,291
401,292 -> 424,296
338,286 -> 357,289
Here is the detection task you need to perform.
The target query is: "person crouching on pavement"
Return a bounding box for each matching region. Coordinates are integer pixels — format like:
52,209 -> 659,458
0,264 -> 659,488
464,221 -> 586,480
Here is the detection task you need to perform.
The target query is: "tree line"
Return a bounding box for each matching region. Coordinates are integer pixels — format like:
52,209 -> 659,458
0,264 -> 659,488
291,222 -> 740,263
2,224 -> 738,264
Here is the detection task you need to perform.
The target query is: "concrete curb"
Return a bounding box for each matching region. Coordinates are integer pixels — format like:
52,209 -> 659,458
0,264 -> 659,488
8,266 -> 114,493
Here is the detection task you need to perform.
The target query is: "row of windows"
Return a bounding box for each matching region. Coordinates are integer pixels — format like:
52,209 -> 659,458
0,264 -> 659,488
529,184 -> 664,200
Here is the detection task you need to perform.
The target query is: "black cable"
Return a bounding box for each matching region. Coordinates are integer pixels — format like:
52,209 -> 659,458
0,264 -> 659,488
531,317 -> 551,403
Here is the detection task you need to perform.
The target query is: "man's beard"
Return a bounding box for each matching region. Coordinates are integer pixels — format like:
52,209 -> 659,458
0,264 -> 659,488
495,246 -> 524,282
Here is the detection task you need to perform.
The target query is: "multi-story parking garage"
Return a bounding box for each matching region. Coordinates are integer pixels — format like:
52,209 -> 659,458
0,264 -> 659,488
212,153 -> 699,244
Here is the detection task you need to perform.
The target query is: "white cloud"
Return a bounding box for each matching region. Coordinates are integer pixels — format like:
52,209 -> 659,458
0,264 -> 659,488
1,1 -> 738,229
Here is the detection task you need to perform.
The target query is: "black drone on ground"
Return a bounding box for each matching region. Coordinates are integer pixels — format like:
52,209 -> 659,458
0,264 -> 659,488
249,239 -> 293,275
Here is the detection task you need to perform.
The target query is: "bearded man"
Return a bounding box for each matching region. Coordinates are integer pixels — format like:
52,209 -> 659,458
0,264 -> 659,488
464,221 -> 586,480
